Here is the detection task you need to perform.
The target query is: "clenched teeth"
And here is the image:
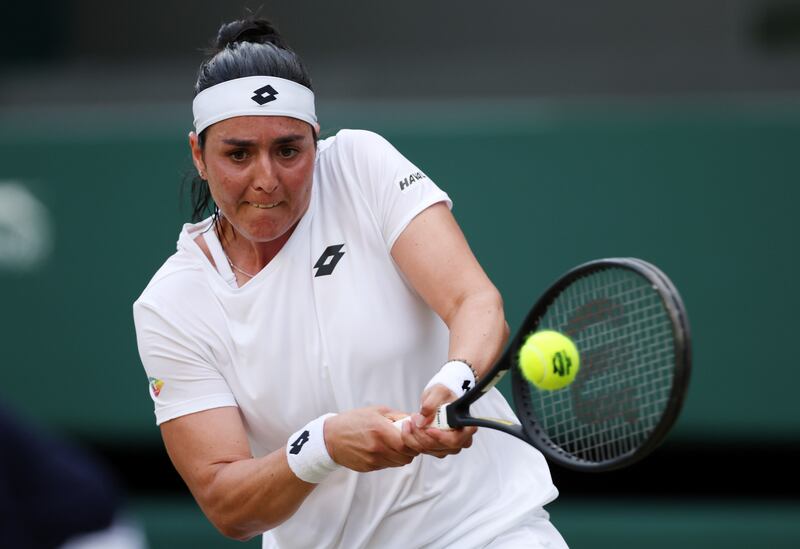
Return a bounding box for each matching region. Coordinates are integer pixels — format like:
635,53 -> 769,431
250,201 -> 280,209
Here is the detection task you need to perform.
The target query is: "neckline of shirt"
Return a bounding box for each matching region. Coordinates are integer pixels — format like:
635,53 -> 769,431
180,183 -> 318,293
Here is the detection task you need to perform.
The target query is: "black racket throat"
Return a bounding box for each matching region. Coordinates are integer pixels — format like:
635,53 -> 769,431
444,347 -> 514,418
445,360 -> 526,441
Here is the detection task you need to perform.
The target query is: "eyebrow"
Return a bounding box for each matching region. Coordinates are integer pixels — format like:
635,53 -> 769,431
221,134 -> 306,147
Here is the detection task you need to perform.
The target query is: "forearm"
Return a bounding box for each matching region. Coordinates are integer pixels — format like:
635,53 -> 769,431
190,449 -> 314,541
444,287 -> 509,379
164,405 -> 418,542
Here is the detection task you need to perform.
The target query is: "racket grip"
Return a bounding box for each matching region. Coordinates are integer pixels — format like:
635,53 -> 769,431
392,404 -> 452,430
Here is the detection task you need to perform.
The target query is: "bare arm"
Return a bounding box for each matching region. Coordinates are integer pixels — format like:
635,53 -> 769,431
391,202 -> 509,448
161,406 -> 417,541
160,407 -> 313,541
392,202 -> 509,383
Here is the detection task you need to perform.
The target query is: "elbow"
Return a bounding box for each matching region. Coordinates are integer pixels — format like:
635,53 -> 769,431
491,288 -> 510,347
202,489 -> 286,542
202,491 -> 267,542
472,286 -> 509,347
210,514 -> 260,542
222,530 -> 256,543
469,286 -> 507,343
197,469 -> 298,541
488,287 -> 509,342
219,529 -> 251,543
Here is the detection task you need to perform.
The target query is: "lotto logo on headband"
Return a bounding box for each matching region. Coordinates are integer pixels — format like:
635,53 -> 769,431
251,84 -> 279,105
193,76 -> 317,134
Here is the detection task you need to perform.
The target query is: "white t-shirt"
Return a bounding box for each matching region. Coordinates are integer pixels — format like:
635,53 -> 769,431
133,129 -> 557,549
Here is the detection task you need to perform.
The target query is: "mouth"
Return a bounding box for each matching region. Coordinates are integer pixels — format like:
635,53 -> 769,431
249,201 -> 281,209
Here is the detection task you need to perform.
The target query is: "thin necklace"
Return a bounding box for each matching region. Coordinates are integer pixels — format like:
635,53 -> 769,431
215,224 -> 257,279
227,257 -> 257,279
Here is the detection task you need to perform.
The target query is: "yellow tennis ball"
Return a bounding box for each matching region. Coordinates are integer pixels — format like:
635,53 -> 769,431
518,330 -> 580,390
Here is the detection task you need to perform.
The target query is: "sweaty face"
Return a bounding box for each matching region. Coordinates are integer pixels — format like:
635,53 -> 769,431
195,115 -> 316,244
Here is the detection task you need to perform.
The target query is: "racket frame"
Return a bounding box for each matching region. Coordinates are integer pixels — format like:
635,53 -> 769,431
445,257 -> 691,472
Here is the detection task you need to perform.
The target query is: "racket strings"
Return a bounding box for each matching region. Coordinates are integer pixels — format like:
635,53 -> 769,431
525,267 -> 676,463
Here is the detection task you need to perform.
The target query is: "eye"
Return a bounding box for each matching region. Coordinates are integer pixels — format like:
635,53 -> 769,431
229,149 -> 249,162
277,147 -> 299,159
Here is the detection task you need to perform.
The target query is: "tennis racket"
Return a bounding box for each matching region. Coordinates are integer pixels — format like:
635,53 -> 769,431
397,257 -> 690,472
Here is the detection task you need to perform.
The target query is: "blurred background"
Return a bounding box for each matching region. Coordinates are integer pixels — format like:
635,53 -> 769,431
1,0 -> 799,547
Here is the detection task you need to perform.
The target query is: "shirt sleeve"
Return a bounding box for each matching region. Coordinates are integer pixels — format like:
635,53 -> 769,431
133,299 -> 237,426
337,129 -> 452,249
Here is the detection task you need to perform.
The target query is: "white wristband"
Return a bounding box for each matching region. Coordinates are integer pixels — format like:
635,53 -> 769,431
424,360 -> 476,397
286,413 -> 340,484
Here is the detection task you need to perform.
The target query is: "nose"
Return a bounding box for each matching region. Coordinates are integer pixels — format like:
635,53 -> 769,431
253,155 -> 279,194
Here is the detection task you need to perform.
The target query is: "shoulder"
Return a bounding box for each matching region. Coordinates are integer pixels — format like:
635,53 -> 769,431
132,252 -> 220,358
319,128 -> 391,150
133,222 -> 214,322
317,129 -> 399,165
316,129 -> 422,192
134,251 -> 205,315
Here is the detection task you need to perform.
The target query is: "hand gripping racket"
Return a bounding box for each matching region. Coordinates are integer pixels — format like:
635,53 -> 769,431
397,258 -> 691,472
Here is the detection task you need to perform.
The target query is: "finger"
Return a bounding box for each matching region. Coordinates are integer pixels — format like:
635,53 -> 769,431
380,446 -> 417,467
418,385 -> 455,418
392,440 -> 421,458
429,424 -> 476,437
404,419 -> 451,454
423,426 -> 476,449
380,455 -> 414,468
427,426 -> 475,445
382,420 -> 420,457
367,440 -> 416,469
411,413 -> 430,428
399,419 -> 427,453
408,418 -> 454,453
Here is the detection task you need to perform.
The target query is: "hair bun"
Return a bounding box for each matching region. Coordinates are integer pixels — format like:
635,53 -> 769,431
214,18 -> 287,51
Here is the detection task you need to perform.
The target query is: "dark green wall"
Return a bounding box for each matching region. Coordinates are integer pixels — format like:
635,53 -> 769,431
1,101 -> 798,442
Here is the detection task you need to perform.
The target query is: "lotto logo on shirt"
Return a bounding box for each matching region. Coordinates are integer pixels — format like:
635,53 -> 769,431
397,171 -> 427,191
314,244 -> 345,277
148,377 -> 164,397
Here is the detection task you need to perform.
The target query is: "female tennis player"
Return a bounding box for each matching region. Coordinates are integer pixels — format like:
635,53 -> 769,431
133,17 -> 567,548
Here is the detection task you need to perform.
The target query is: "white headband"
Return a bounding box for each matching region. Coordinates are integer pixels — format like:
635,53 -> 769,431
192,75 -> 317,134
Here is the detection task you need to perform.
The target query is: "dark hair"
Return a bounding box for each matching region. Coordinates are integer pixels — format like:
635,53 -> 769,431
187,17 -> 315,222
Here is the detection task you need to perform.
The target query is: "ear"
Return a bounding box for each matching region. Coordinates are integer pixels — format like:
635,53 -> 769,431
189,131 -> 206,179
313,122 -> 321,136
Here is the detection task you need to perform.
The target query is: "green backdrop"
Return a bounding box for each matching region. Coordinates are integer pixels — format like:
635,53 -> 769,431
1,100 -> 798,442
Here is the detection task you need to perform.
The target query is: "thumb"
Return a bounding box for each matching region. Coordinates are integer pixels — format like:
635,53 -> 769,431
419,385 -> 454,423
410,412 -> 429,428
419,396 -> 437,419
